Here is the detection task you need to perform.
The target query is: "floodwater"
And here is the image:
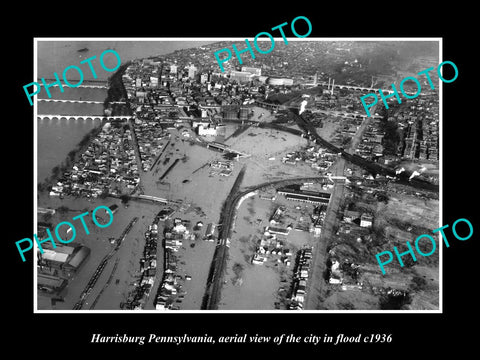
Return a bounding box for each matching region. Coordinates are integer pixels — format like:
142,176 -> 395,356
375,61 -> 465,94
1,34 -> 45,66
218,195 -> 313,310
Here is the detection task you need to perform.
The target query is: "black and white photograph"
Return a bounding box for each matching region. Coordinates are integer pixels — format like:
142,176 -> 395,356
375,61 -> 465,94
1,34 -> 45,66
33,38 -> 442,312
6,5 -> 476,355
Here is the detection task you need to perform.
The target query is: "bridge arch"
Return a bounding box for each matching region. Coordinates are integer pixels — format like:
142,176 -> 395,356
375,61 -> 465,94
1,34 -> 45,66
37,114 -> 133,121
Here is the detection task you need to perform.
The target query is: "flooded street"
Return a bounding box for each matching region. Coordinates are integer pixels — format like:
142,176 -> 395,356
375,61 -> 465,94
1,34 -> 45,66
219,194 -> 315,310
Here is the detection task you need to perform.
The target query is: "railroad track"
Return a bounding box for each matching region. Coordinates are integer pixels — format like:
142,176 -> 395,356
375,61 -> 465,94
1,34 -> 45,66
73,217 -> 138,310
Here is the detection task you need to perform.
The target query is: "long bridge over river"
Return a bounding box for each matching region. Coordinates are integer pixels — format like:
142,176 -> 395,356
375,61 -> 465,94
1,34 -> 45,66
36,79 -> 108,89
37,114 -> 133,121
37,98 -> 126,105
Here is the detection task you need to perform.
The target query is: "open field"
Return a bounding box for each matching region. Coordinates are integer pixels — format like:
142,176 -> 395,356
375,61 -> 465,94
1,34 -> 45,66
318,184 -> 440,310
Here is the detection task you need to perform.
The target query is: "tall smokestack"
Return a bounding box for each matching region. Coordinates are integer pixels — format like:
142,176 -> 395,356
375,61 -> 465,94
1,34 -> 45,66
331,79 -> 335,95
328,77 -> 331,90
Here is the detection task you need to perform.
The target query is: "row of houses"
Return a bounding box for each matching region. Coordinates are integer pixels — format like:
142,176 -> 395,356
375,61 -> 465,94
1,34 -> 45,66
155,218 -> 192,310
289,247 -> 313,310
132,117 -> 172,172
124,218 -> 160,309
356,119 -> 385,160
375,95 -> 439,162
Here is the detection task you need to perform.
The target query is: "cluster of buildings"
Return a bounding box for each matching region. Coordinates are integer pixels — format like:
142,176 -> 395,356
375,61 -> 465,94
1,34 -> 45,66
124,219 -> 159,310
310,204 -> 327,236
330,116 -> 363,146
133,120 -> 171,172
252,227 -> 294,266
328,258 -> 362,290
356,119 -> 385,160
267,184 -> 330,237
212,41 -> 377,86
289,247 -> 313,310
324,207 -> 374,289
155,218 -> 194,310
118,58 -> 276,175
282,145 -> 338,172
313,91 -> 340,109
393,96 -> 439,161
209,160 -> 233,177
123,60 -> 185,172
251,205 -> 294,265
50,122 -> 140,198
122,46 -> 370,145
124,57 -> 258,121
37,242 -> 91,295
343,210 -> 374,228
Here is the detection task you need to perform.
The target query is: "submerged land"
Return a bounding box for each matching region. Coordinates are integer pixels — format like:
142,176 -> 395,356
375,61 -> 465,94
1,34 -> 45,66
36,40 -> 440,311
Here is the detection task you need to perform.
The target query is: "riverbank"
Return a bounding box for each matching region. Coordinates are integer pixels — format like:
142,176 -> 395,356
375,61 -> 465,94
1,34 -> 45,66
104,62 -> 133,116
38,62 -> 133,193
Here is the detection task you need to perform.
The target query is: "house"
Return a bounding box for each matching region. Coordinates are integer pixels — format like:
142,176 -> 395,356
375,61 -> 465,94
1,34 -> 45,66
173,222 -> 187,233
204,223 -> 215,241
269,207 -> 284,225
252,254 -> 267,265
360,214 -> 373,228
219,169 -> 232,177
343,210 -> 361,223
329,260 -> 343,284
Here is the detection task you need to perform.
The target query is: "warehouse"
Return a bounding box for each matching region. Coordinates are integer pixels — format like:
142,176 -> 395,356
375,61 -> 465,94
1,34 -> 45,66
38,274 -> 67,295
39,244 -> 91,276
277,186 -> 331,205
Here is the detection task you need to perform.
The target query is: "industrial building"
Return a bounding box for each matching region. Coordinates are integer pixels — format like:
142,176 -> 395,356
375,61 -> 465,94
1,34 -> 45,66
229,71 -> 254,83
38,274 -> 68,295
242,66 -> 262,76
39,243 -> 91,276
277,186 -> 331,205
267,77 -> 294,86
265,226 -> 290,236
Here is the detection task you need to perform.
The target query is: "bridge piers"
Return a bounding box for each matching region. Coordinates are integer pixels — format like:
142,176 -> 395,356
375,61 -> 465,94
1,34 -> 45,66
37,114 -> 133,121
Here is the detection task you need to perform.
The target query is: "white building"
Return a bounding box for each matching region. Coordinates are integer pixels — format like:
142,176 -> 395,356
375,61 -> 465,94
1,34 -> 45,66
150,76 -> 158,87
188,65 -> 197,79
360,214 -> 373,228
200,73 -> 209,83
268,77 -> 294,86
242,66 -> 262,76
198,125 -> 217,136
230,71 -> 254,83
